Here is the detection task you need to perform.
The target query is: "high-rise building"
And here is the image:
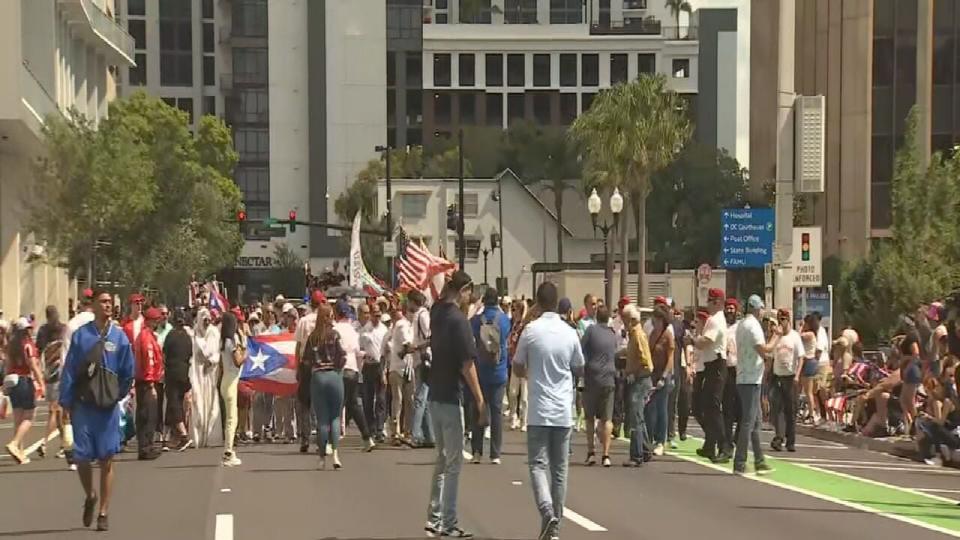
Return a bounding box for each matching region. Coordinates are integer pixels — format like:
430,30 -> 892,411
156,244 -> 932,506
751,0 -> 951,260
0,0 -> 135,317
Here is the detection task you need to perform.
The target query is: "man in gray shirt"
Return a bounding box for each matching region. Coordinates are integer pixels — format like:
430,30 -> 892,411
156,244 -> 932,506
580,306 -> 618,467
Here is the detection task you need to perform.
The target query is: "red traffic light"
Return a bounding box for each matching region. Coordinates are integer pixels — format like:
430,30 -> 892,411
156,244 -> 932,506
289,210 -> 297,221
237,210 -> 247,222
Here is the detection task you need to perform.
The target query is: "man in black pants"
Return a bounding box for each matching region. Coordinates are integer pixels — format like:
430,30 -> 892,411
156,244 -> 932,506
359,304 -> 389,442
334,300 -> 376,452
722,299 -> 741,456
134,308 -> 165,461
770,309 -> 803,452
668,309 -> 691,444
693,289 -> 730,463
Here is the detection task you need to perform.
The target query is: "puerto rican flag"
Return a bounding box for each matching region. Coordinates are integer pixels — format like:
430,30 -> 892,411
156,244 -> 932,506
208,284 -> 230,313
240,333 -> 298,396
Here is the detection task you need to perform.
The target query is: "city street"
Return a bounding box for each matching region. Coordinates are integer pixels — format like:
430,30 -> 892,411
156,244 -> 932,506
1,407 -> 960,540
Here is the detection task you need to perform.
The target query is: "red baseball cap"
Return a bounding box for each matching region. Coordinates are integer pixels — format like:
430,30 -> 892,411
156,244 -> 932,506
696,308 -> 710,321
653,296 -> 668,306
724,298 -> 740,309
310,289 -> 327,307
618,296 -> 631,309
144,307 -> 163,321
82,288 -> 94,299
128,292 -> 145,303
708,288 -> 726,301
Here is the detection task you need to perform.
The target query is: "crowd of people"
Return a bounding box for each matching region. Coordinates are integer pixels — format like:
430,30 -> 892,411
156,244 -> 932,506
2,274 -> 960,538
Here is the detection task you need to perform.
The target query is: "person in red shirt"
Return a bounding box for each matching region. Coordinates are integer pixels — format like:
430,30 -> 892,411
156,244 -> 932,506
122,293 -> 146,345
4,319 -> 45,464
134,308 -> 165,461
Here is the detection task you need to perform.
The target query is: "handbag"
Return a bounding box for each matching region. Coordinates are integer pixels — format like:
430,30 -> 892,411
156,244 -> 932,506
76,324 -> 121,409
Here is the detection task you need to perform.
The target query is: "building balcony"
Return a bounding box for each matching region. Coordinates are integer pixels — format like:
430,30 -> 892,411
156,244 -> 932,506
663,25 -> 698,40
622,0 -> 649,10
590,18 -> 662,36
58,0 -> 135,65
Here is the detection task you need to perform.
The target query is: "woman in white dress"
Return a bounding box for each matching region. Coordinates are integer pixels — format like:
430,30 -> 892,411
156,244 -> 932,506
190,308 -> 223,447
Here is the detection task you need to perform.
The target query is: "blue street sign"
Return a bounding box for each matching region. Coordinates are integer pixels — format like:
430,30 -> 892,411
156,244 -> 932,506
720,208 -> 774,268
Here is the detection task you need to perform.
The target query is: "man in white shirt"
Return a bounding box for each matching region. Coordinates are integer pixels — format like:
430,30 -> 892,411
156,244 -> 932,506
733,295 -> 779,475
359,303 -> 389,442
722,298 -> 741,458
693,288 -> 729,463
388,302 -> 416,443
334,300 -> 376,452
770,308 -> 804,452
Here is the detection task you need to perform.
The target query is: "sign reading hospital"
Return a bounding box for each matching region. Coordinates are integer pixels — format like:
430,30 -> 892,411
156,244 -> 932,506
720,208 -> 775,269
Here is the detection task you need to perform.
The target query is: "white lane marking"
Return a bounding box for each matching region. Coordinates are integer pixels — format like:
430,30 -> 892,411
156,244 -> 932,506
813,463 -> 960,475
667,438 -> 960,538
787,462 -> 960,505
792,443 -> 847,449
511,481 -> 522,486
215,514 -> 234,540
913,488 -> 960,495
220,488 -> 232,493
563,507 -> 607,532
783,457 -> 944,468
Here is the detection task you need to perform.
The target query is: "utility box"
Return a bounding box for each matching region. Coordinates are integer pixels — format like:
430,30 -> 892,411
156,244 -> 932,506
795,95 -> 826,193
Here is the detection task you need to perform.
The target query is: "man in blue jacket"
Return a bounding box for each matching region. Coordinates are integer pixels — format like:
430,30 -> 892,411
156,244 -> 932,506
470,285 -> 511,464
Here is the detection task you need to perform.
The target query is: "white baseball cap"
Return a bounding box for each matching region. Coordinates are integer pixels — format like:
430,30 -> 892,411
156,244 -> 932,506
281,302 -> 295,314
14,317 -> 31,331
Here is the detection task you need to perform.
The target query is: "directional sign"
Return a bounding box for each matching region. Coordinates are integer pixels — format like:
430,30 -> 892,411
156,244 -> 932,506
721,208 -> 775,269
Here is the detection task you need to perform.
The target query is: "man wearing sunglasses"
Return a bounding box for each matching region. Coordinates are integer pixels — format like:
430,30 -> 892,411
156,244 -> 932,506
769,309 -> 804,452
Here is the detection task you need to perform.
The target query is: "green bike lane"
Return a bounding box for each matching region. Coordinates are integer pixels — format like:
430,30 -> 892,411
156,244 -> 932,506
666,435 -> 960,537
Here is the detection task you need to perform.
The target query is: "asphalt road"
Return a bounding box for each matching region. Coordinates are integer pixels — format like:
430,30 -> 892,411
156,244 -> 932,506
0,408 -> 959,540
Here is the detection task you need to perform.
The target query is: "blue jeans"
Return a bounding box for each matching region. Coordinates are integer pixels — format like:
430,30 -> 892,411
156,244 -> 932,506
644,377 -> 673,446
427,401 -> 464,530
627,377 -> 653,462
412,379 -> 434,445
734,384 -> 766,470
310,370 -> 344,454
472,383 -> 506,459
526,426 -> 571,527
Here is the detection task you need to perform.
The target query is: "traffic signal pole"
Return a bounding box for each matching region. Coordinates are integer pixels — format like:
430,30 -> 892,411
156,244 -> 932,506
458,129 -> 466,269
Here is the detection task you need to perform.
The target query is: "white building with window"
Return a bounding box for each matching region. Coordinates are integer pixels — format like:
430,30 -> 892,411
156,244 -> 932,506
0,0 -> 135,318
378,170 -> 603,296
420,0 -> 699,140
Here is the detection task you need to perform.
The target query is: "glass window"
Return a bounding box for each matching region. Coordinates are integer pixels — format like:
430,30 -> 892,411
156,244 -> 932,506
407,52 -> 422,87
933,35 -> 954,85
560,93 -> 577,124
871,183 -> 892,229
437,0 -> 448,8
128,0 -> 145,16
202,0 -> 214,19
203,23 -> 214,53
129,20 -> 146,50
505,0 -> 538,24
486,93 -> 503,126
238,90 -> 269,123
460,0 -> 493,23
582,54 -> 599,86
460,94 -> 476,124
387,89 -> 397,122
177,97 -> 194,124
234,129 -> 270,162
550,0 -> 582,23
436,13 -> 449,23
434,92 -> 452,124
874,0 -> 894,37
233,48 -> 268,85
873,37 -> 894,86
463,192 -> 480,217
533,93 -> 551,124
387,52 -> 396,86
434,54 -> 452,87
159,4 -> 193,87
533,54 -> 551,87
672,58 -> 690,78
486,54 -> 503,86
401,193 -> 429,218
160,53 -> 193,86
560,54 -> 577,86
872,86 -> 893,135
159,0 -> 191,17
611,53 -> 628,84
933,85 -> 953,134
638,53 -> 656,74
233,0 -> 268,37
459,54 -> 476,86
161,97 -> 176,108
203,96 -> 216,116
407,90 -> 423,125
507,54 -> 525,87
582,92 -> 596,112
455,238 -> 482,260
871,135 -> 893,185
236,167 -> 270,204
935,0 -> 955,34
508,93 -> 525,124
203,56 -> 215,86
408,127 -> 423,146
129,53 -> 147,86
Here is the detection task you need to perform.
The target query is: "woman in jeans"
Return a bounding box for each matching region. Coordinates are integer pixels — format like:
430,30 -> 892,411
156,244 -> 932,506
219,313 -> 245,467
307,305 -> 347,470
645,306 -> 676,456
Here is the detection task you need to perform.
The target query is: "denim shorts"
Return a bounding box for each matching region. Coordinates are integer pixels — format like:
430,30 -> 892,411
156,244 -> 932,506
902,359 -> 923,385
8,377 -> 36,411
801,358 -> 820,378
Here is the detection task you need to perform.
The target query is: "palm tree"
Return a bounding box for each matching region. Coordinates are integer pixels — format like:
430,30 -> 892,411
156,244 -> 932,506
570,74 -> 691,304
665,0 -> 693,33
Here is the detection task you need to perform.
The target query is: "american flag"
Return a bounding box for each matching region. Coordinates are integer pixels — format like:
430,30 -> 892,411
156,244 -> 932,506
395,228 -> 456,292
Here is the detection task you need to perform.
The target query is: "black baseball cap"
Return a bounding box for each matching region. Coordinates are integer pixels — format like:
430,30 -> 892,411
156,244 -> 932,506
449,270 -> 473,291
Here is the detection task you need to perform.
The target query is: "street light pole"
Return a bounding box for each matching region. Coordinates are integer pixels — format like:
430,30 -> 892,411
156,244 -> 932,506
588,188 -> 623,307
375,144 -> 394,286
482,247 -> 491,284
457,129 -> 466,268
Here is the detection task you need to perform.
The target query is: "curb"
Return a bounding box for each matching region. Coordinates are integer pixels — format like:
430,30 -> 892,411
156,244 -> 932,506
795,425 -> 918,460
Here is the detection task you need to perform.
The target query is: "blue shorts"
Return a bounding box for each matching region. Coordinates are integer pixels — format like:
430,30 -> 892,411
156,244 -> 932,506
801,358 -> 820,378
902,359 -> 923,385
8,377 -> 36,410
70,403 -> 123,463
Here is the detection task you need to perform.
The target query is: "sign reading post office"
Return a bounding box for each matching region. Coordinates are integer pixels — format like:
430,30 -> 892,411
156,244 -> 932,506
791,226 -> 822,287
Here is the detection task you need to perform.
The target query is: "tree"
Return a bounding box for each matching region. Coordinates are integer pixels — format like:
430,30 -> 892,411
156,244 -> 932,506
837,109 -> 960,343
647,144 -> 748,270
570,74 -> 692,303
27,92 -> 243,298
500,121 -> 582,262
665,0 -> 693,29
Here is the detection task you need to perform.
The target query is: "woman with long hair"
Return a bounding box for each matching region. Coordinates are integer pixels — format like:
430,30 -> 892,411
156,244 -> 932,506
219,312 -> 245,467
899,322 -> 923,437
190,308 -> 222,447
307,305 -> 347,470
4,321 -> 45,464
507,299 -> 534,431
799,315 -> 821,424
646,305 -> 676,455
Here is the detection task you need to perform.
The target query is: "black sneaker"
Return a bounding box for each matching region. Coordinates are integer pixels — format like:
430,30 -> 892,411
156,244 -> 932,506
711,453 -> 731,464
138,449 -> 161,461
96,514 -> 108,531
300,443 -> 309,454
82,494 -> 98,527
585,452 -> 596,466
538,517 -> 560,540
176,438 -> 194,452
442,526 -> 474,538
770,437 -> 783,452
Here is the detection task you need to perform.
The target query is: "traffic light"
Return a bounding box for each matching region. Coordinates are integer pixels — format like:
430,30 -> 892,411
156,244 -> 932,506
446,204 -> 458,232
801,232 -> 811,261
490,231 -> 500,250
237,209 -> 247,233
288,210 -> 297,233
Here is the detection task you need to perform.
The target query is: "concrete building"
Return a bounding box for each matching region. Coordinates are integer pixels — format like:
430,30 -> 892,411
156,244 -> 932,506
750,0 -> 951,260
377,170 -> 603,295
0,0 -> 135,318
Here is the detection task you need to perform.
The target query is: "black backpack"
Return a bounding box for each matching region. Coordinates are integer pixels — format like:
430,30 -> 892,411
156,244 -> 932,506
76,324 -> 122,409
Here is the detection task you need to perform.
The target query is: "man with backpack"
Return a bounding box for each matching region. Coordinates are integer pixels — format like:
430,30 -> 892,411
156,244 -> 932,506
59,290 -> 135,532
469,286 -> 511,464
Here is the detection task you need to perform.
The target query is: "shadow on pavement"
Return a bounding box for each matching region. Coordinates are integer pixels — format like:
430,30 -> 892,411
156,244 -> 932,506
0,528 -> 86,537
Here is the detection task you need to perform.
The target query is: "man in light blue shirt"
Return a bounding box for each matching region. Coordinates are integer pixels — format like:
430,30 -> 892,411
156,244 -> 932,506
733,295 -> 779,476
513,282 -> 585,540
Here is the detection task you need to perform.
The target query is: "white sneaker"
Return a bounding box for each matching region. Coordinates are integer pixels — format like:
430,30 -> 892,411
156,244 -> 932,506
510,420 -> 520,431
521,425 -> 527,432
484,427 -> 491,440
462,450 -> 474,461
364,439 -> 376,453
68,463 -> 77,471
222,452 -> 242,467
653,444 -> 664,456
491,457 -> 502,465
325,443 -> 333,455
